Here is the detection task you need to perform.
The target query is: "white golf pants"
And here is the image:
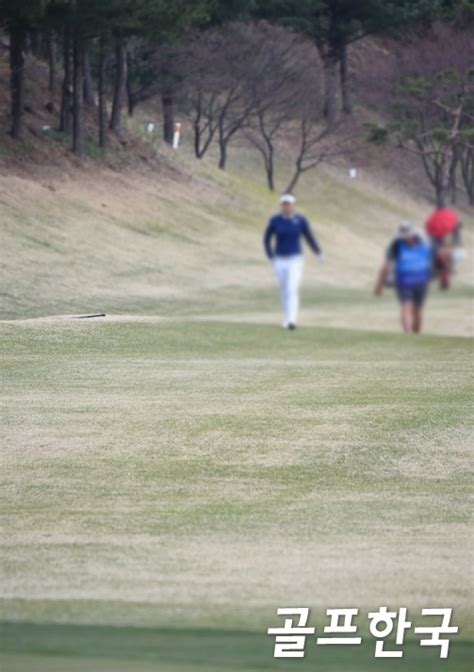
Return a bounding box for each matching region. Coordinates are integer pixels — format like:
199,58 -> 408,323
273,255 -> 304,325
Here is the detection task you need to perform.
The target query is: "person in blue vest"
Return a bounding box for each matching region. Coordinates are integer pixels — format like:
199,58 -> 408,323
264,194 -> 322,330
374,221 -> 433,334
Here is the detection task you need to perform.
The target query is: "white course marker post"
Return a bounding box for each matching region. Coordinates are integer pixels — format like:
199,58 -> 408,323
172,122 -> 182,150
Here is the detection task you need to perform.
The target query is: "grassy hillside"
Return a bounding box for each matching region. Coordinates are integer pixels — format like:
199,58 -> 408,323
1,132 -> 473,334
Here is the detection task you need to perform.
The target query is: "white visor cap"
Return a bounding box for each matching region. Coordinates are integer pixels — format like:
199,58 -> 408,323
280,194 -> 296,205
399,220 -> 415,237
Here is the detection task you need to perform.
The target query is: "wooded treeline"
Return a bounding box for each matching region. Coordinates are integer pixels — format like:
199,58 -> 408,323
0,0 -> 473,204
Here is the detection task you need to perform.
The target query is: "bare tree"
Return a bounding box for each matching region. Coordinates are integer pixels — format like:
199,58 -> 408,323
286,120 -> 331,193
216,87 -> 254,170
244,29 -> 323,191
180,24 -> 264,169
213,25 -> 261,170
179,32 -> 221,158
126,42 -> 161,116
242,24 -> 341,194
246,107 -> 285,191
180,22 -> 341,188
191,89 -> 219,158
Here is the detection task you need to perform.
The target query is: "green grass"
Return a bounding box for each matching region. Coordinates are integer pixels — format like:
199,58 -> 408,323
1,622 -> 472,671
1,318 -> 472,671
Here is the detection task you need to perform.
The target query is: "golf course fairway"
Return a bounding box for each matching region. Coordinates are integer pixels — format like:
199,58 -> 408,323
1,314 -> 472,671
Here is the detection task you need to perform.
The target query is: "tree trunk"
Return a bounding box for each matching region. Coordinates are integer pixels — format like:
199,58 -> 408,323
98,34 -> 108,149
109,38 -> 127,134
127,96 -> 136,116
125,51 -> 134,116
436,179 -> 448,209
194,127 -> 215,160
436,106 -> 462,208
266,157 -> 275,191
160,57 -> 175,144
460,147 -> 474,206
46,30 -> 56,96
192,92 -> 216,159
340,43 -> 353,115
435,147 -> 448,208
60,29 -> 73,134
125,61 -> 135,116
260,145 -> 274,191
286,146 -> 305,193
286,166 -> 302,195
162,89 -> 174,144
194,125 -> 201,158
29,30 -> 40,57
9,23 -> 26,139
217,114 -> 229,170
72,36 -> 85,159
218,134 -> 227,170
83,48 -> 96,107
322,47 -> 338,126
258,136 -> 276,192
449,149 -> 459,204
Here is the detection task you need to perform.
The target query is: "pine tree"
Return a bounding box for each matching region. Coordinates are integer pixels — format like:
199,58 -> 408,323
0,0 -> 48,137
256,0 -> 446,124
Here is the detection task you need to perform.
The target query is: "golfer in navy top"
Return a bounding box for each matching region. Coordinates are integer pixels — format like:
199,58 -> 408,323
264,194 -> 322,329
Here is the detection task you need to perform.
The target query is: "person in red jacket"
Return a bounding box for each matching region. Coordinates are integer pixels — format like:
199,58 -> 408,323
425,208 -> 463,290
